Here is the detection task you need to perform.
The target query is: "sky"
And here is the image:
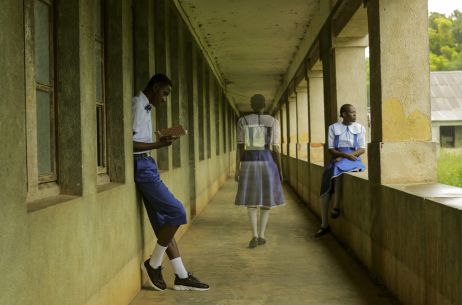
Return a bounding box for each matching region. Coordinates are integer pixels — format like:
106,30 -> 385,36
428,0 -> 461,15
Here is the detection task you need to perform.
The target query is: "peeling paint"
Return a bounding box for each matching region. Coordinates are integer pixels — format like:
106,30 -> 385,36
382,98 -> 431,141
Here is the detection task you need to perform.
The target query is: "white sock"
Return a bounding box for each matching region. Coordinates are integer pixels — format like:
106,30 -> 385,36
149,243 -> 167,268
320,194 -> 331,228
247,207 -> 258,238
170,257 -> 188,279
259,208 -> 270,239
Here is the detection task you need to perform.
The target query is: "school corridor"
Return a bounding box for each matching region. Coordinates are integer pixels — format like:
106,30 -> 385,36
130,179 -> 396,305
2,0 -> 461,305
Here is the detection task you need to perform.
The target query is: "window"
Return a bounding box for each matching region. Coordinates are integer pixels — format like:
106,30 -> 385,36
227,104 -> 232,152
35,0 -> 56,183
289,96 -> 297,158
281,105 -> 286,155
215,82 -> 221,156
95,0 -> 108,181
197,56 -> 205,161
25,0 -> 59,200
223,95 -> 228,153
296,89 -> 309,161
205,69 -> 211,158
440,126 -> 455,148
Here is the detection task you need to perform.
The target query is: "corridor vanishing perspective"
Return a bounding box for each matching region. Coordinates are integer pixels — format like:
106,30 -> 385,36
1,0 -> 460,305
130,180 -> 397,305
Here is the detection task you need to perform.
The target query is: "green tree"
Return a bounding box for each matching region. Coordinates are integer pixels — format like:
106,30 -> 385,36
429,10 -> 462,71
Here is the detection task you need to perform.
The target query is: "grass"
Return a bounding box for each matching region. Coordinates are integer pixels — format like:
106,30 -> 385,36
437,148 -> 462,187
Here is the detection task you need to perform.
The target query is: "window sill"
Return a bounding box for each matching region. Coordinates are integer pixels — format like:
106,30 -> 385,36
97,173 -> 110,185
27,194 -> 79,213
97,182 -> 124,193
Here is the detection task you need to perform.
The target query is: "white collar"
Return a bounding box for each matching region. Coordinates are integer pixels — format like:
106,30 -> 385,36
331,122 -> 362,135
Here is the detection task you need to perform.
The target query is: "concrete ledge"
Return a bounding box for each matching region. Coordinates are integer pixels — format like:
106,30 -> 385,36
286,157 -> 461,305
338,175 -> 461,305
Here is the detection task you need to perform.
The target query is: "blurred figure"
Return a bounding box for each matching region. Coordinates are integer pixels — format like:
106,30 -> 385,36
235,94 -> 285,248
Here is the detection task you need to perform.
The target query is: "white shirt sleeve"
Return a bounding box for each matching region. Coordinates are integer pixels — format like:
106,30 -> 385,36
236,117 -> 245,144
132,97 -> 146,142
358,125 -> 366,149
272,118 -> 280,146
328,125 -> 335,149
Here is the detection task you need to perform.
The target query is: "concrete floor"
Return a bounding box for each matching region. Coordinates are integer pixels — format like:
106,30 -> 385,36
130,179 -> 397,305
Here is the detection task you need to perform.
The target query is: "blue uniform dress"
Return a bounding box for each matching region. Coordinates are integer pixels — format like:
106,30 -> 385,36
235,114 -> 285,208
320,122 -> 366,197
132,92 -> 187,233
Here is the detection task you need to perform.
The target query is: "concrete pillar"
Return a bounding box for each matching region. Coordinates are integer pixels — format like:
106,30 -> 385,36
105,0 -> 133,184
185,39 -> 198,218
308,69 -> 325,165
296,86 -> 309,161
133,0 -> 154,94
320,23 -> 338,166
367,0 -> 436,184
154,0 -> 171,170
289,94 -> 298,158
169,6 -> 181,168
0,2 -> 28,305
333,36 -> 369,166
281,100 -> 288,155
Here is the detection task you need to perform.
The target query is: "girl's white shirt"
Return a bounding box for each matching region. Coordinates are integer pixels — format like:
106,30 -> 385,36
328,122 -> 366,149
237,114 -> 281,146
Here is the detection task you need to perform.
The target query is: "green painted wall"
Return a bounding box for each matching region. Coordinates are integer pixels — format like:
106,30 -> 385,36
0,0 -> 235,305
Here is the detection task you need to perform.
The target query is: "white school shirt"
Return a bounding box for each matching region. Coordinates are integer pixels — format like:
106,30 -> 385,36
132,91 -> 152,155
327,122 -> 366,149
236,113 -> 281,146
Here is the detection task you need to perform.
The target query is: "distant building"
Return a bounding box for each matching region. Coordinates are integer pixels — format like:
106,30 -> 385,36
431,71 -> 462,147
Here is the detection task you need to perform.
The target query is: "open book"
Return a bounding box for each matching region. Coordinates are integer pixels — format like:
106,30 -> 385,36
155,124 -> 187,139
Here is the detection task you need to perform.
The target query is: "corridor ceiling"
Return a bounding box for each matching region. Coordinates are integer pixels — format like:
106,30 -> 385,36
176,0 -> 321,113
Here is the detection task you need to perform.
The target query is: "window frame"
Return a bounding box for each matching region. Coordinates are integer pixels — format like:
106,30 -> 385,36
25,0 -> 60,200
95,0 -> 108,179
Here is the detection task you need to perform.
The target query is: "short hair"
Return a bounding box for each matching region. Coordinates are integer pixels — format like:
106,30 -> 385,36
146,73 -> 173,90
250,94 -> 265,111
339,104 -> 354,116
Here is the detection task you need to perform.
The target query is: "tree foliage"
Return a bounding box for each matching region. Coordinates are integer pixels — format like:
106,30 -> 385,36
429,10 -> 462,71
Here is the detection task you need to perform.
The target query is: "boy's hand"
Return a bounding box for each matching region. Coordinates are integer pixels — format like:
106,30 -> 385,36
159,135 -> 179,146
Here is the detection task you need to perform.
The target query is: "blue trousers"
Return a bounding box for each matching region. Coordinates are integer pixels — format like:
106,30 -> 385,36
134,156 -> 187,233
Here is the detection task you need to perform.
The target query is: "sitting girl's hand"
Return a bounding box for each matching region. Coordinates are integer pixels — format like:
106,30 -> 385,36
345,154 -> 357,161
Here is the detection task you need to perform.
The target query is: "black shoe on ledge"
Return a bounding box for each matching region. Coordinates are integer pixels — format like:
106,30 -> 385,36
141,259 -> 167,291
314,226 -> 331,238
173,272 -> 210,291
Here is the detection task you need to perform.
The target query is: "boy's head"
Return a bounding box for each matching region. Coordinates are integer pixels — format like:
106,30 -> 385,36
250,94 -> 266,112
144,73 -> 173,107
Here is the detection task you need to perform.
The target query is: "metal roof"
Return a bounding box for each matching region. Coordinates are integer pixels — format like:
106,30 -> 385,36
431,71 -> 462,121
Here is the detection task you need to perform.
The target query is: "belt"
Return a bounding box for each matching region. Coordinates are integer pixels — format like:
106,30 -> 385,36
134,152 -> 150,159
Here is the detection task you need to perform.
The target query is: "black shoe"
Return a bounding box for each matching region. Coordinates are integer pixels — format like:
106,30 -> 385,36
314,226 -> 331,238
173,272 -> 210,291
257,237 -> 266,245
141,259 -> 166,291
248,237 -> 258,248
331,208 -> 340,219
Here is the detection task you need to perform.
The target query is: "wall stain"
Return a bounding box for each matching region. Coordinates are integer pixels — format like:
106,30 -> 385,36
382,98 -> 430,142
